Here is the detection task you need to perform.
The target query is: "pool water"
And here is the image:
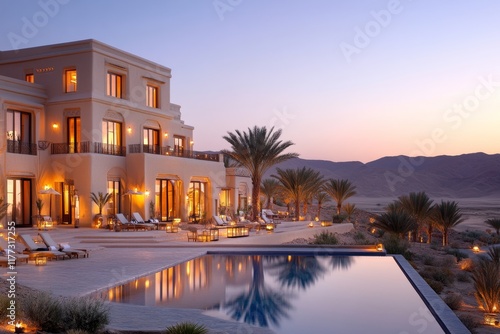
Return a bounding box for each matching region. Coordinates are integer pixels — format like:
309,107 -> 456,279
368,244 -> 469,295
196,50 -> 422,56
101,254 -> 445,334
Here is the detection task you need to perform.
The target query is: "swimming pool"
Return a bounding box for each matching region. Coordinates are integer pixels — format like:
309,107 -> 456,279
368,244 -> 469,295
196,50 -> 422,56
99,252 -> 466,333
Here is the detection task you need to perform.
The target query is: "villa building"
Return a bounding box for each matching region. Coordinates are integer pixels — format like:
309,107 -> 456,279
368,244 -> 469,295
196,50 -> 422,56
0,39 -> 251,228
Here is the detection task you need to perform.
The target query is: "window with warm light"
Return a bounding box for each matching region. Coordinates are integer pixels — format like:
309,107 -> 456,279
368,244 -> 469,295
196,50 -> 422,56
174,136 -> 184,156
65,69 -> 77,92
25,73 -> 34,83
107,72 -> 123,98
7,178 -> 32,226
102,120 -> 122,154
146,85 -> 159,108
6,110 -> 34,154
67,117 -> 80,153
107,180 -> 121,215
143,128 -> 160,154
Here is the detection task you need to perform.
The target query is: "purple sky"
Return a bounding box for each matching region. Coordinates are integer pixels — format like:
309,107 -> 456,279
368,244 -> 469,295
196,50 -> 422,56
1,0 -> 499,162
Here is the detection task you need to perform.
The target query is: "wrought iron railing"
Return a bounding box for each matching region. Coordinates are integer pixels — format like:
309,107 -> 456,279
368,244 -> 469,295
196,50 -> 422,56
51,142 -> 126,156
6,140 -> 37,155
128,144 -> 220,162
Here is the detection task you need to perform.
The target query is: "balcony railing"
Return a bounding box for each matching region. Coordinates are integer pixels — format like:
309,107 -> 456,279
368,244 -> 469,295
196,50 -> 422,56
128,144 -> 220,162
7,140 -> 37,155
51,142 -> 126,156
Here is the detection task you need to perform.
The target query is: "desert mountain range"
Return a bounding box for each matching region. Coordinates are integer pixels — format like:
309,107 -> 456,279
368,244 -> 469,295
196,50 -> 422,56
262,152 -> 500,198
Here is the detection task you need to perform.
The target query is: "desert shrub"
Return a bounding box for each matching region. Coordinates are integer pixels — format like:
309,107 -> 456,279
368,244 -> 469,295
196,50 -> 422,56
443,293 -> 463,310
472,258 -> 500,313
419,266 -> 455,286
332,214 -> 347,224
459,258 -> 474,272
421,254 -> 436,266
311,231 -> 338,245
353,231 -> 366,242
63,296 -> 109,333
165,322 -> 208,334
424,278 -> 444,294
382,234 -> 412,260
19,291 -> 64,332
0,294 -> 11,325
456,271 -> 471,283
458,314 -> 480,333
444,248 -> 468,261
66,330 -> 90,334
439,255 -> 457,268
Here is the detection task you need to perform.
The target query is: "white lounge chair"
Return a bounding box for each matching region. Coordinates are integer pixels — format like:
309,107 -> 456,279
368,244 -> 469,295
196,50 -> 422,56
132,212 -> 156,230
18,234 -> 70,260
38,232 -> 88,258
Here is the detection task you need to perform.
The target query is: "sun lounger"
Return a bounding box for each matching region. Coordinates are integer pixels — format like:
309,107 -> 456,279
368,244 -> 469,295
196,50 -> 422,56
38,232 -> 88,258
0,238 -> 29,264
132,212 -> 156,230
18,234 -> 70,260
115,213 -> 148,231
212,215 -> 228,227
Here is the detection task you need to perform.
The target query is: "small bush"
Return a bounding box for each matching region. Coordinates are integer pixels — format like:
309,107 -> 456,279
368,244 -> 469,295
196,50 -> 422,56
311,231 -> 338,245
419,266 -> 455,286
439,255 -> 457,268
424,278 -> 444,294
382,234 -> 410,257
458,314 -> 480,333
421,254 -> 436,266
0,294 -> 11,325
66,330 -> 91,334
445,248 -> 468,261
353,231 -> 366,242
456,271 -> 471,283
64,296 -> 109,333
459,258 -> 474,272
443,293 -> 463,310
332,214 -> 347,224
19,291 -> 64,332
165,322 -> 208,334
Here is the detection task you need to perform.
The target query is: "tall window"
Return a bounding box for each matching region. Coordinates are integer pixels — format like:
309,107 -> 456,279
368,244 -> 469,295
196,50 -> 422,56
146,85 -> 159,108
156,179 -> 176,221
107,72 -> 123,98
102,120 -> 122,154
174,136 -> 184,156
65,69 -> 77,92
143,128 -> 160,154
188,181 -> 205,223
107,180 -> 121,216
67,117 -> 80,153
25,73 -> 34,83
6,110 -> 33,154
7,178 -> 32,226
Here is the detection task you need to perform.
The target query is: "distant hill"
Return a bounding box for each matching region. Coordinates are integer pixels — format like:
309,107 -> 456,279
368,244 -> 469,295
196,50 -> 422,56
261,152 -> 500,198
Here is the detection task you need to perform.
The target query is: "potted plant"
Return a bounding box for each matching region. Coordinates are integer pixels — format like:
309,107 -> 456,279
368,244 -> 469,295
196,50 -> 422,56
90,192 -> 112,228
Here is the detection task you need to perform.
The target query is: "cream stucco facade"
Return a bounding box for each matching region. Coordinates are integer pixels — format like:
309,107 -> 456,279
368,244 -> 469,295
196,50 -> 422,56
0,39 -> 251,228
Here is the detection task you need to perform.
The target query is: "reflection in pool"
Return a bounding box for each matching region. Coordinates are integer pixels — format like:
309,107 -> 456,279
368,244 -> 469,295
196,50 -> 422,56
100,254 -> 445,334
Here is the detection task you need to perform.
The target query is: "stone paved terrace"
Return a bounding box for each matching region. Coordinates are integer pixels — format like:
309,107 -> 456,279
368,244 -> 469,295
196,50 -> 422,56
4,221 -> 354,333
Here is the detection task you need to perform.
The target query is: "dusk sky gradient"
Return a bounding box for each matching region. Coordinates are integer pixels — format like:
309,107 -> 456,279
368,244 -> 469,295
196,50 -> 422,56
1,0 -> 499,162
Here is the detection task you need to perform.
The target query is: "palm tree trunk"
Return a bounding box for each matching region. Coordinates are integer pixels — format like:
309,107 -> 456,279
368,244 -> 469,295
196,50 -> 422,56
442,228 -> 448,246
337,203 -> 341,215
252,177 -> 261,221
427,223 -> 433,244
295,201 -> 300,221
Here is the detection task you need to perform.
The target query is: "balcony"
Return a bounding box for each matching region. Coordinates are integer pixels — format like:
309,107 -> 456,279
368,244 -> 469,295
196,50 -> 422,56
128,144 -> 219,162
51,142 -> 126,156
7,140 -> 37,155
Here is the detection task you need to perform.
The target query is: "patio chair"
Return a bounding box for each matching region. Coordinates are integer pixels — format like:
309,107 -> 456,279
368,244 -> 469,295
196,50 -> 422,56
38,232 -> 89,258
18,234 -> 70,260
212,215 -> 227,227
132,212 -> 156,230
0,238 -> 29,264
115,213 -> 139,231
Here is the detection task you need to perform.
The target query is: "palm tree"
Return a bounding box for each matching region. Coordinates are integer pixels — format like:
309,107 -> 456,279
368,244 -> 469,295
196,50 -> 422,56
315,191 -> 330,221
0,198 -> 10,221
222,126 -> 298,220
432,200 -> 465,246
473,257 -> 500,314
90,192 -> 112,217
323,179 -> 357,215
397,192 -> 434,243
342,203 -> 356,222
260,179 -> 281,210
485,218 -> 500,236
372,210 -> 417,239
272,167 -> 324,221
